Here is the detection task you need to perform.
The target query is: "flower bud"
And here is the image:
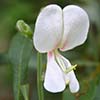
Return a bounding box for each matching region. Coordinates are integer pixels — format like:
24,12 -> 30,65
16,20 -> 32,38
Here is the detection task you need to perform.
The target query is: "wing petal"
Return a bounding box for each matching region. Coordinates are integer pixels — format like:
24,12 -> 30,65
58,54 -> 80,93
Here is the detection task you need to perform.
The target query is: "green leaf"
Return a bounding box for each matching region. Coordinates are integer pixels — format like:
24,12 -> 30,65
93,74 -> 100,100
9,33 -> 33,100
21,84 -> 29,100
63,89 -> 75,100
93,84 -> 100,100
80,79 -> 97,100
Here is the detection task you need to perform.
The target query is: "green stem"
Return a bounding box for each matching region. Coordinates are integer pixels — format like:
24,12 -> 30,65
37,52 -> 44,100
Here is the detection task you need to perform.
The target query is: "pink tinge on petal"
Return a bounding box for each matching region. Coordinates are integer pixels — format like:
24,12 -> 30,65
60,41 -> 68,51
44,51 -> 66,93
48,51 -> 53,59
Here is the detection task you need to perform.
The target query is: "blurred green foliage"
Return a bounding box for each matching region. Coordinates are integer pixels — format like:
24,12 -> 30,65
9,33 -> 33,100
0,0 -> 100,100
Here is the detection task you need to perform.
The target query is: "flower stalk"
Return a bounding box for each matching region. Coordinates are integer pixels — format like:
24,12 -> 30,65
37,52 -> 44,100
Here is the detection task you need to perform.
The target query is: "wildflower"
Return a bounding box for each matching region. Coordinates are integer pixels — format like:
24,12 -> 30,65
33,4 -> 89,93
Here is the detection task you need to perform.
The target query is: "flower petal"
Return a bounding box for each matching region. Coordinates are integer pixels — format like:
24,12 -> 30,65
69,75 -> 79,93
60,5 -> 89,51
34,5 -> 63,53
58,54 -> 80,93
44,52 -> 65,93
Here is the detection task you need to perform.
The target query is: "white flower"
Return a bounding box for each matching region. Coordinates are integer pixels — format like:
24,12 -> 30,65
33,4 -> 89,93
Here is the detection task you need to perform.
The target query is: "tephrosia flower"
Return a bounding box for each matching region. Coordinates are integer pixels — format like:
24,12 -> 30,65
33,4 -> 89,93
